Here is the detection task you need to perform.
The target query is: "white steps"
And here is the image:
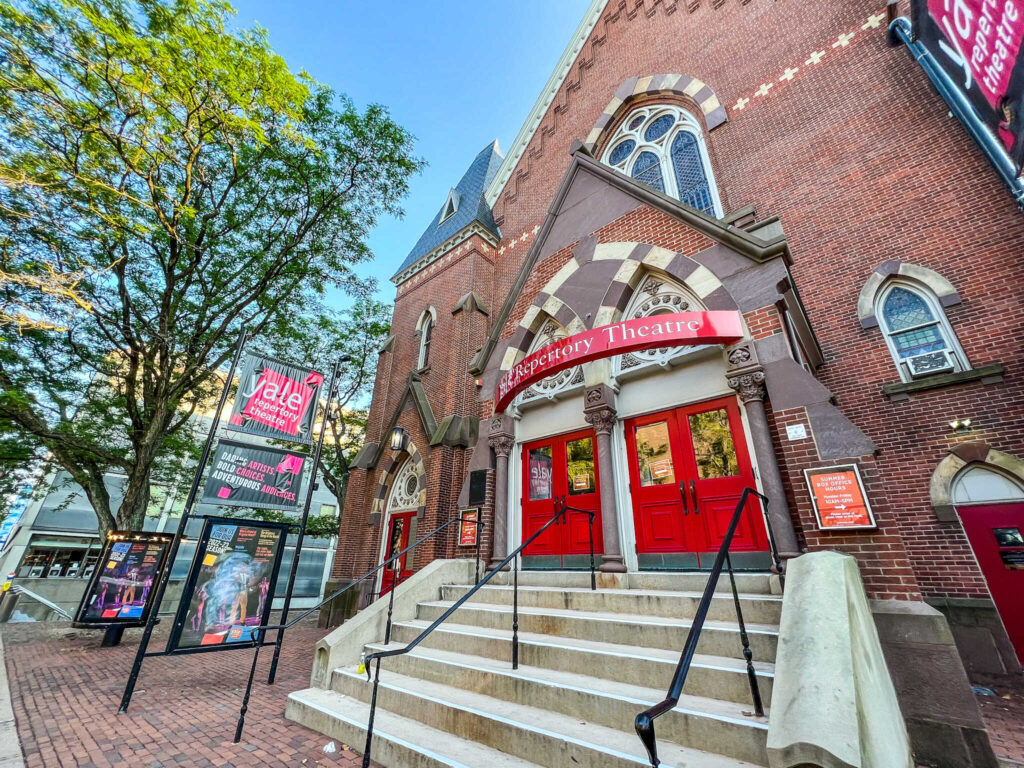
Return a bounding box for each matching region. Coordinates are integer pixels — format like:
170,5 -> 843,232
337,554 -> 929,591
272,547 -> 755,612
288,573 -> 779,767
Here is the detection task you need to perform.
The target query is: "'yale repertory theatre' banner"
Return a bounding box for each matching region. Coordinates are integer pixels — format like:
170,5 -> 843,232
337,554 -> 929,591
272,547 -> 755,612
228,354 -> 324,445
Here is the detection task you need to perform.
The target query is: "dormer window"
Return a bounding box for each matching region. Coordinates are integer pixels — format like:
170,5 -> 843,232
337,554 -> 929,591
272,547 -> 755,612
440,189 -> 459,224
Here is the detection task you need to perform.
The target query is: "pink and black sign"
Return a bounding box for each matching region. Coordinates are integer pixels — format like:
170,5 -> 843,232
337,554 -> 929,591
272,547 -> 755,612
913,0 -> 1024,166
228,354 -> 324,445
202,439 -> 307,512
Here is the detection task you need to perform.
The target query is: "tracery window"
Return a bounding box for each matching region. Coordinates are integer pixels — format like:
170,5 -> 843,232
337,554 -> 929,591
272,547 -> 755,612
387,459 -> 422,512
602,105 -> 720,215
612,273 -> 707,380
516,319 -> 584,406
875,281 -> 967,381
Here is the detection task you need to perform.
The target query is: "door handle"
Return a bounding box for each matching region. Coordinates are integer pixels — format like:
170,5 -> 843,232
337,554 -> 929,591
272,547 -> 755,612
690,480 -> 699,515
679,481 -> 689,515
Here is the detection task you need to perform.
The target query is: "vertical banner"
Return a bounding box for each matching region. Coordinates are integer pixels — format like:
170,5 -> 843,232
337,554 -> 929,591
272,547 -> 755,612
458,509 -> 480,547
73,532 -> 173,626
201,439 -> 306,511
913,0 -> 1024,167
228,354 -> 324,445
166,517 -> 289,653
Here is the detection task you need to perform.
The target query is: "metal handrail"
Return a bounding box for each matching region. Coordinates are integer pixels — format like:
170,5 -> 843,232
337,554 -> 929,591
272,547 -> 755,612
6,585 -> 74,620
359,497 -> 597,768
231,514 -> 483,743
634,487 -> 779,768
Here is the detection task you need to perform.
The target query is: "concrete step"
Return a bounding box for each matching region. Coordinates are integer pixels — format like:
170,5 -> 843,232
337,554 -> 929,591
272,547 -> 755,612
387,620 -> 775,704
488,570 -> 776,594
352,645 -> 770,764
330,666 -> 769,768
414,600 -> 779,661
441,584 -> 783,625
287,686 -> 543,768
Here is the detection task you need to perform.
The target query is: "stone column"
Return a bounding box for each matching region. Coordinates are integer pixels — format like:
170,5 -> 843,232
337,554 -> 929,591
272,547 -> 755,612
584,385 -> 628,573
487,416 -> 515,569
727,367 -> 801,559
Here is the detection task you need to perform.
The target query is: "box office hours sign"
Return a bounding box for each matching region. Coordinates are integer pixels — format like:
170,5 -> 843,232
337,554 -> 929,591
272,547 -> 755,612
913,0 -> 1024,165
228,354 -> 324,445
166,517 -> 289,653
804,465 -> 877,531
74,532 -> 172,626
202,439 -> 306,512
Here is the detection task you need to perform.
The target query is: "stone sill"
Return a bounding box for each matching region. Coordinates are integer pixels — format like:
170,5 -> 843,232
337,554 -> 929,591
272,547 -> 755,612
881,363 -> 1004,401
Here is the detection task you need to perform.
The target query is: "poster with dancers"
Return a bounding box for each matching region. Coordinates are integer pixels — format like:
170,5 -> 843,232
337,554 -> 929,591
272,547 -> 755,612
166,517 -> 288,653
73,532 -> 172,627
201,439 -> 307,512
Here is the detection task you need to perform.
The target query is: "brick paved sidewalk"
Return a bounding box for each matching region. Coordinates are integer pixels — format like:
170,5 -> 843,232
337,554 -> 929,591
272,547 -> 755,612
1,617 -> 376,768
974,673 -> 1024,767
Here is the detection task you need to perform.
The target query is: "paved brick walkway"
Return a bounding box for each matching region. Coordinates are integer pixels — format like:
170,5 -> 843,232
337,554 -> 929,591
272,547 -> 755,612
1,617 -> 375,768
974,673 -> 1024,766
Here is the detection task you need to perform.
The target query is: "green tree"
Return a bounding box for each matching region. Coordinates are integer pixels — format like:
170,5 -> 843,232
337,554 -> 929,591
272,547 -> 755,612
0,0 -> 421,535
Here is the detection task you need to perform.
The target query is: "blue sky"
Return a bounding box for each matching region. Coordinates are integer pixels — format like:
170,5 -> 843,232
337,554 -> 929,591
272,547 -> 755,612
233,0 -> 593,306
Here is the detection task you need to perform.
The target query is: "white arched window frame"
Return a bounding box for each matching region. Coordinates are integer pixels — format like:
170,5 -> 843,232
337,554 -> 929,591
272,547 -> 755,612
601,105 -> 723,217
612,273 -> 708,382
387,458 -> 423,512
874,279 -> 969,382
415,308 -> 436,370
952,464 -> 1024,505
515,318 -> 584,407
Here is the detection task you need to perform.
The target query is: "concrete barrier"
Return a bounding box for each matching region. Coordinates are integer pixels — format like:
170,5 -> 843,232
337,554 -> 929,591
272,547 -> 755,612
766,551 -> 913,768
309,558 -> 478,687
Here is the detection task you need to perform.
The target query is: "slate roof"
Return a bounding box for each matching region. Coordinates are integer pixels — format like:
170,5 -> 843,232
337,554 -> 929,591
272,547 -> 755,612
392,140 -> 504,280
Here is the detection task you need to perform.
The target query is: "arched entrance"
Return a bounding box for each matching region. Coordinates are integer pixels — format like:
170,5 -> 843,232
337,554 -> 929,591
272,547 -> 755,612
379,457 -> 423,595
953,463 -> 1024,664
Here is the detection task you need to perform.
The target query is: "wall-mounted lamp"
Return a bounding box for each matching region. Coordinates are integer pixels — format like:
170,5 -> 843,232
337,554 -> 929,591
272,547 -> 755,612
949,418 -> 973,432
389,426 -> 407,452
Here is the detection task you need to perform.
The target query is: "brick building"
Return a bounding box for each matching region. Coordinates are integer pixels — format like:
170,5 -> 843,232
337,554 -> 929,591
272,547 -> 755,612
332,0 -> 1024,682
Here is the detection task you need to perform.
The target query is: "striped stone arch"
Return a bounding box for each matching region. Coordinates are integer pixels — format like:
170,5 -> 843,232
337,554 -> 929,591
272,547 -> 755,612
498,241 -> 740,372
583,74 -> 727,153
370,440 -> 426,524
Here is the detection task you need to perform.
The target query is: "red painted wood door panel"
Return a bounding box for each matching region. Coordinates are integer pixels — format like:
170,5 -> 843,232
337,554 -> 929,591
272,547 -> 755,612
958,503 -> 1024,664
625,397 -> 766,566
521,428 -> 603,567
380,510 -> 416,595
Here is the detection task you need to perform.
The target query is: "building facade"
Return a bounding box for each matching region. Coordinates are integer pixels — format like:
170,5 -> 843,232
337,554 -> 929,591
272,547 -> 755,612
333,0 -> 1024,680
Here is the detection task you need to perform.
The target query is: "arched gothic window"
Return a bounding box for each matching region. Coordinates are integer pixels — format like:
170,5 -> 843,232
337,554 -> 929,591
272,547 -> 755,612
516,319 -> 584,406
416,309 -> 434,369
875,280 -> 967,381
387,458 -> 423,512
602,105 -> 721,216
613,273 -> 707,381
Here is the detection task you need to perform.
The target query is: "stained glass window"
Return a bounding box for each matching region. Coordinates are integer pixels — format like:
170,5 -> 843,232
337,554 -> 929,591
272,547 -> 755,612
882,287 -> 935,331
875,281 -> 967,380
632,151 -> 665,192
601,106 -> 719,214
671,132 -> 714,214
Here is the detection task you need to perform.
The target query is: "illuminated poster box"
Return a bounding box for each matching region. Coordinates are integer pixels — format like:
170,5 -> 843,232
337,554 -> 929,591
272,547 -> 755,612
804,464 -> 877,531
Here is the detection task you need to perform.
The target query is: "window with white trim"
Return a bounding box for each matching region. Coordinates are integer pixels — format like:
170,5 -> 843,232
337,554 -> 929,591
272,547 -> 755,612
602,105 -> 722,216
516,318 -> 584,406
416,309 -> 434,369
875,280 -> 968,382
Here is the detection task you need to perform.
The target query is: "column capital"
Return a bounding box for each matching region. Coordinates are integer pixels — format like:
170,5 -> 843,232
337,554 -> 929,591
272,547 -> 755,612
585,406 -> 617,436
488,431 -> 515,457
727,368 -> 767,403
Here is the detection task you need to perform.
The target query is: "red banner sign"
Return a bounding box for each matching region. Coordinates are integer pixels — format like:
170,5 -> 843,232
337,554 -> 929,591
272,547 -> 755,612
458,509 -> 480,547
228,354 -> 324,445
495,311 -> 743,412
804,465 -> 877,530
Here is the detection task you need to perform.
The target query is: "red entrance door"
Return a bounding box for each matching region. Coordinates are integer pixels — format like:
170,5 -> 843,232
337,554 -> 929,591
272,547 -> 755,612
521,428 -> 603,569
958,503 -> 1024,664
380,510 -> 416,595
625,396 -> 767,569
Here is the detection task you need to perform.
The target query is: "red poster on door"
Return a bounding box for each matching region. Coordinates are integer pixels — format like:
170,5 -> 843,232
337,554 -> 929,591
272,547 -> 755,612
805,465 -> 876,530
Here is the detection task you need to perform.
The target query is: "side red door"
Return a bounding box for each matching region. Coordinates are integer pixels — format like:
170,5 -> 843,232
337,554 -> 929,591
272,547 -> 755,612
958,503 -> 1024,664
380,510 -> 416,595
521,429 -> 603,569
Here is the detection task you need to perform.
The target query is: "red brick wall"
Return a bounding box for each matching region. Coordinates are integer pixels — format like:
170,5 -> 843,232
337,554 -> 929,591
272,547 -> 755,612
339,0 -> 1024,603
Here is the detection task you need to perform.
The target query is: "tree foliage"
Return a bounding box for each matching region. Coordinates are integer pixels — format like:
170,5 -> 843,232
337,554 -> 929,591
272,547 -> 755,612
0,0 -> 421,534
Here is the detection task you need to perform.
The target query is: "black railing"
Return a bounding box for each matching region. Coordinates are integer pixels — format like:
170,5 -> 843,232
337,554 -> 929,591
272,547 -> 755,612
634,487 -> 781,768
359,497 -> 596,768
231,514 -> 483,744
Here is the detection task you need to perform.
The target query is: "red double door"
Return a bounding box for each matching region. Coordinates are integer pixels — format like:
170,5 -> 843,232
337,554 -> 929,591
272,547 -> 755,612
521,428 -> 604,569
958,503 -> 1024,664
625,397 -> 768,569
380,510 -> 416,595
